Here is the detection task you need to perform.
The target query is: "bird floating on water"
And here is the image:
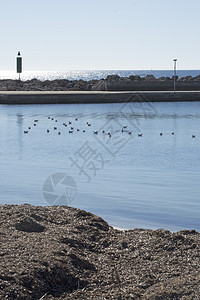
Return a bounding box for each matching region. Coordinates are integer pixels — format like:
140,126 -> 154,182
138,133 -> 143,137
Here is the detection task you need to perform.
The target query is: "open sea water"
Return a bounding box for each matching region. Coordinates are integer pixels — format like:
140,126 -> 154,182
0,70 -> 200,231
0,69 -> 200,81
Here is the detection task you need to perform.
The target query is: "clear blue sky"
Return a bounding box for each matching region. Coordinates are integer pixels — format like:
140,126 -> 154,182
1,0 -> 200,71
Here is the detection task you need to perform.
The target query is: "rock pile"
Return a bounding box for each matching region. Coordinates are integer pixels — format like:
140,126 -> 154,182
0,204 -> 199,299
1,74 -> 200,91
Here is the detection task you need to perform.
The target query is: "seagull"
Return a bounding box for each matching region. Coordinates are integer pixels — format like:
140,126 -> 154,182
69,130 -> 73,133
34,119 -> 39,122
75,118 -> 78,121
51,118 -> 54,120
102,130 -> 105,133
48,117 -> 51,119
83,130 -> 86,132
24,130 -> 28,134
93,130 -> 98,134
171,132 -> 174,135
54,127 -> 57,130
192,135 -> 196,138
55,120 -> 58,123
123,125 -> 127,129
128,131 -> 132,135
138,133 -> 143,137
71,127 -> 74,130
77,128 -> 80,131
69,121 -> 72,125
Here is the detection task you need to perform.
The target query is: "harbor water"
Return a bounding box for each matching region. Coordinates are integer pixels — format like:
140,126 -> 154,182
0,99 -> 200,231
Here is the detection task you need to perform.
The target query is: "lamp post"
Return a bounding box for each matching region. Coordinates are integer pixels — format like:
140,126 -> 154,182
16,51 -> 22,80
173,59 -> 177,93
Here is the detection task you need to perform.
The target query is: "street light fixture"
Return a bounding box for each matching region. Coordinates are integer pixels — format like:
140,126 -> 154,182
173,59 -> 177,93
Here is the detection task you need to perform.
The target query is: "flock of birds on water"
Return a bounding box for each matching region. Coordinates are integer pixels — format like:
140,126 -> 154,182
23,116 -> 197,139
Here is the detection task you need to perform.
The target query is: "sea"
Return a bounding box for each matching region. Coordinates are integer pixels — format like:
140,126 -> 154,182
0,70 -> 200,232
0,69 -> 200,81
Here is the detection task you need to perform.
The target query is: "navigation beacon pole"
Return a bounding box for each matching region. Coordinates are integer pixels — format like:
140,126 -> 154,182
16,51 -> 22,80
173,58 -> 177,93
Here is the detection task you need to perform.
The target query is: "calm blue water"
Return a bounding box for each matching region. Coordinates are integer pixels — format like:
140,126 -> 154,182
0,101 -> 200,232
0,69 -> 200,81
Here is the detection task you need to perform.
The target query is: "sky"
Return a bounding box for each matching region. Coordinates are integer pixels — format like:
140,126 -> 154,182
0,0 -> 200,71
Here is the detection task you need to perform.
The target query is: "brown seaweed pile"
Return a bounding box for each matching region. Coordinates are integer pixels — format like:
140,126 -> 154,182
0,204 -> 199,299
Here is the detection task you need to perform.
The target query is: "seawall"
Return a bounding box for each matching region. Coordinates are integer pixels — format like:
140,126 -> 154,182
1,91 -> 200,104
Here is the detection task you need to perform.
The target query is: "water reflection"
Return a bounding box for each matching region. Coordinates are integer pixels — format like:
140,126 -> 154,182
17,114 -> 23,160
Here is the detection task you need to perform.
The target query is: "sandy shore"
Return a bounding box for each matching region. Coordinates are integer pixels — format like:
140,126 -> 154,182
0,204 -> 199,299
1,91 -> 200,104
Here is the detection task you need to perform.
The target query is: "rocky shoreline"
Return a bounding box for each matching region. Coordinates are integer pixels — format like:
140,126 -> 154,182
0,204 -> 199,299
1,74 -> 200,91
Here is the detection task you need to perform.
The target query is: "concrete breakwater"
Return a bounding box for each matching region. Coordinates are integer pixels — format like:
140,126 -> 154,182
1,91 -> 200,104
1,74 -> 200,104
